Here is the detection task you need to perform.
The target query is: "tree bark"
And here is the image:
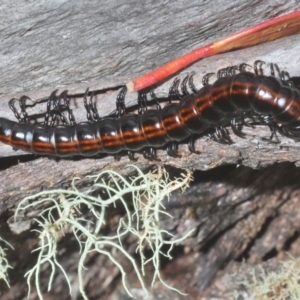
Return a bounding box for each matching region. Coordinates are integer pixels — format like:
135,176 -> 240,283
0,1 -> 300,299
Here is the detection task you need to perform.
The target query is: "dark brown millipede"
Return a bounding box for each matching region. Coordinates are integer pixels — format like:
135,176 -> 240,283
0,60 -> 299,159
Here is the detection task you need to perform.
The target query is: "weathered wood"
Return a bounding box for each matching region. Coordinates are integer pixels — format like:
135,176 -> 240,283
109,163 -> 300,299
1,1 -> 300,300
0,1 -> 299,96
2,163 -> 300,299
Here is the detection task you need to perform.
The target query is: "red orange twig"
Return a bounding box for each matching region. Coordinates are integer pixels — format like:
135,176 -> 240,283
127,10 -> 300,92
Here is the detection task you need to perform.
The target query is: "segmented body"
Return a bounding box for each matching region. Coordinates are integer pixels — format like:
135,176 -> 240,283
0,64 -> 300,157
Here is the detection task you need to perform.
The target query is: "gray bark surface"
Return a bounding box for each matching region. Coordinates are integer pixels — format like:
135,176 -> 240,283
0,0 -> 298,96
0,1 -> 300,299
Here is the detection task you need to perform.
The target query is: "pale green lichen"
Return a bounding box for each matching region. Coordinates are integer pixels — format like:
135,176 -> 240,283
0,236 -> 13,290
14,165 -> 194,299
234,253 -> 300,300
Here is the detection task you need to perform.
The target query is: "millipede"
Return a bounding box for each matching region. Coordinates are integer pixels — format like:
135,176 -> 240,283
0,60 -> 300,160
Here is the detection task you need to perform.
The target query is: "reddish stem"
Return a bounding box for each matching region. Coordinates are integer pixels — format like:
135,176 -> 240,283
127,10 -> 300,92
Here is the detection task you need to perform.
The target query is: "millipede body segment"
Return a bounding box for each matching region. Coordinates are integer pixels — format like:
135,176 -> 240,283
1,63 -> 300,157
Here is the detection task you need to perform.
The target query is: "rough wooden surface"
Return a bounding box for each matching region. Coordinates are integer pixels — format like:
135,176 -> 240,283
2,163 -> 300,299
1,0 -> 299,96
1,1 -> 300,300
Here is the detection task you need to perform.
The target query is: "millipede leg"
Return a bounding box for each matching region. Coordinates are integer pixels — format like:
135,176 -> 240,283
239,63 -> 252,72
253,60 -> 265,75
138,92 -> 148,115
83,88 -> 93,121
180,74 -> 200,95
61,91 -> 76,125
18,96 -> 29,123
114,153 -> 121,161
18,95 -> 36,123
231,117 -> 245,138
127,151 -> 138,161
214,127 -> 225,143
45,90 -> 60,125
227,66 -> 239,76
211,126 -> 232,144
143,147 -> 159,161
168,78 -> 181,101
242,111 -> 255,128
9,95 -> 36,123
281,71 -> 291,82
90,92 -> 101,121
202,73 -> 215,86
219,126 -> 232,144
116,86 -> 127,118
262,125 -> 280,144
180,75 -> 190,96
279,71 -> 295,88
188,75 -> 198,93
138,88 -> 162,114
217,66 -> 238,78
150,90 -> 161,111
270,63 -> 275,76
83,88 -> 100,122
206,130 -> 219,143
54,91 -> 70,125
217,67 -> 227,78
166,142 -> 181,158
45,90 -> 72,126
44,91 -> 54,125
9,98 -> 23,122
54,94 -> 67,124
188,137 -> 200,154
286,80 -> 295,89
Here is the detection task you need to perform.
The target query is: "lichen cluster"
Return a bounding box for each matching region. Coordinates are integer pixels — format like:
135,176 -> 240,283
12,165 -> 193,299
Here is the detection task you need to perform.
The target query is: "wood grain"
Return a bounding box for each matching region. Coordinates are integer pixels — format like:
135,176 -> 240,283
1,1 -> 300,299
